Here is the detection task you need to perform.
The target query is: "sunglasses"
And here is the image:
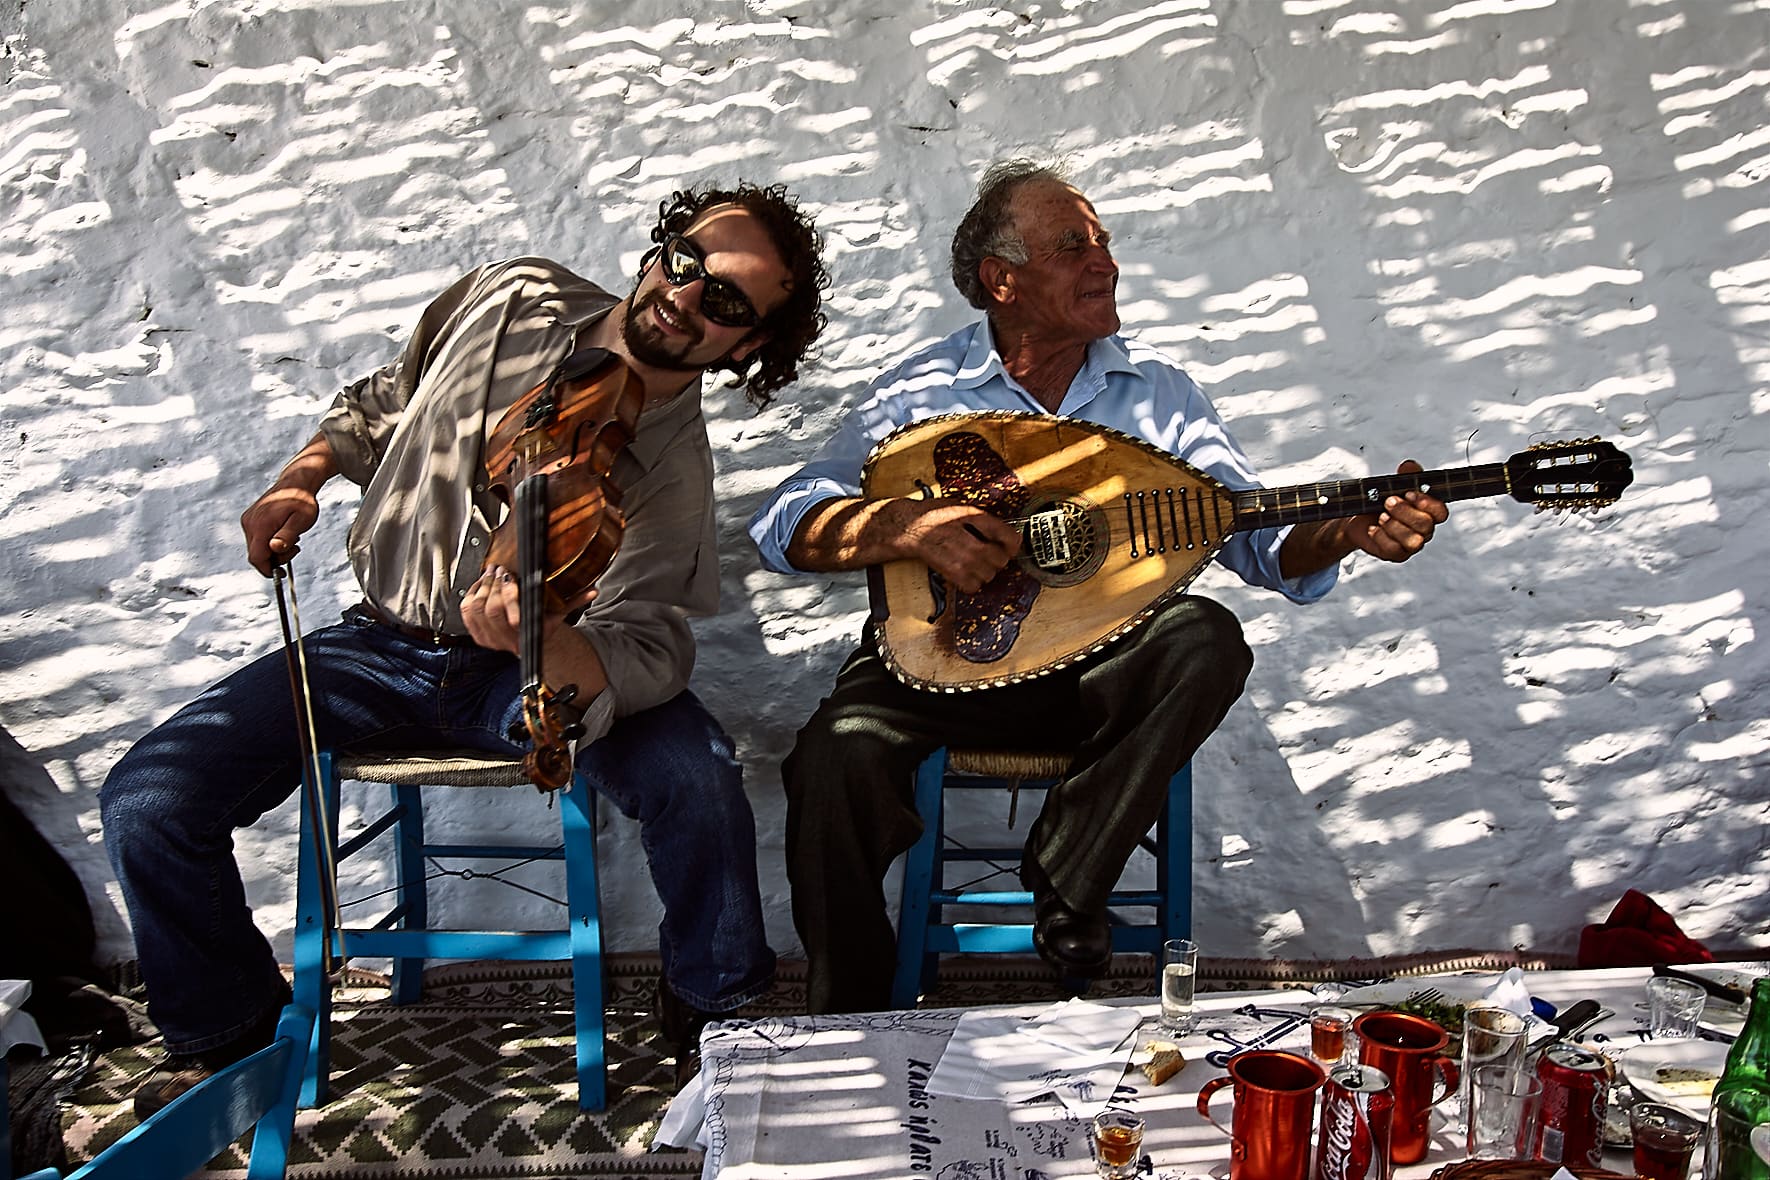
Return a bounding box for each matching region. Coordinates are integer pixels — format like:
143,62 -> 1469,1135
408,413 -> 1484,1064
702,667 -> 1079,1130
653,233 -> 762,328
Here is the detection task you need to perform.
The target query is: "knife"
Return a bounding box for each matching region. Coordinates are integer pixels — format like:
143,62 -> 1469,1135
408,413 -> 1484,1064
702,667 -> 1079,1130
1523,999 -> 1609,1061
1654,963 -> 1748,1006
1551,999 -> 1604,1037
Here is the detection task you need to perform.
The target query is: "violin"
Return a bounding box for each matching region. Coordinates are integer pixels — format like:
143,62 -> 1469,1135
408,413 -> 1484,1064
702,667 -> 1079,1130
483,346 -> 643,789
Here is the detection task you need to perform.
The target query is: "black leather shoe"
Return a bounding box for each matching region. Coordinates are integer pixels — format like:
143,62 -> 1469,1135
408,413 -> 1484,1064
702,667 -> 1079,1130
656,977 -> 720,1091
1022,857 -> 1112,978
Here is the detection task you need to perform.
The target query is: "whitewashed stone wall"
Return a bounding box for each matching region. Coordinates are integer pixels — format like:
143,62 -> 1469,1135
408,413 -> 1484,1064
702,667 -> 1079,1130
2,0 -> 1764,974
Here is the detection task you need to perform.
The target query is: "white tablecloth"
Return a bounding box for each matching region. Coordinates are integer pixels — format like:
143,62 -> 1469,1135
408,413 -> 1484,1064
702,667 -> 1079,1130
660,964 -> 1762,1179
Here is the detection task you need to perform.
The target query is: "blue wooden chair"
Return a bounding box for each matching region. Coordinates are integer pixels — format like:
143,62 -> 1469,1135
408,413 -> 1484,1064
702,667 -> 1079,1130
891,746 -> 1192,1008
293,749 -> 606,1111
17,1004 -> 311,1180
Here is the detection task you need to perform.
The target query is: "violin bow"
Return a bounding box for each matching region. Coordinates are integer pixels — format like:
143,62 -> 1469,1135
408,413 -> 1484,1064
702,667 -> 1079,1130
273,560 -> 343,978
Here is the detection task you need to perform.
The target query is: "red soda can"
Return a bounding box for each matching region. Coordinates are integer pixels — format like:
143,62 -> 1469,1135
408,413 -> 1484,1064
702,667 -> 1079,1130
1316,1064 -> 1395,1180
1534,1044 -> 1609,1167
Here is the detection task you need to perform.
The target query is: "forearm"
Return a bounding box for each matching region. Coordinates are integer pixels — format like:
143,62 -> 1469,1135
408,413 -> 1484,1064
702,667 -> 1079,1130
785,496 -> 918,572
242,431 -> 342,574
276,431 -> 340,494
539,618 -> 611,704
1278,519 -> 1356,580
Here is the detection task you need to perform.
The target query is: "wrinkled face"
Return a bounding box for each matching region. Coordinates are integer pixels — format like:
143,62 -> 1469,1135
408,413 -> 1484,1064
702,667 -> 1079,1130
990,181 -> 1120,345
623,204 -> 792,375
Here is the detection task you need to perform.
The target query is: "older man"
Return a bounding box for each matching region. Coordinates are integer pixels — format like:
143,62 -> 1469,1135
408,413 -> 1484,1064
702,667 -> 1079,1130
749,160 -> 1446,1014
103,183 -> 828,1109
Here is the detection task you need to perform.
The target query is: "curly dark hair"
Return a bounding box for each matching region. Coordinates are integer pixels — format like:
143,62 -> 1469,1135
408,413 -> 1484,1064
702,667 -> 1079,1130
639,183 -> 828,411
949,158 -> 1072,310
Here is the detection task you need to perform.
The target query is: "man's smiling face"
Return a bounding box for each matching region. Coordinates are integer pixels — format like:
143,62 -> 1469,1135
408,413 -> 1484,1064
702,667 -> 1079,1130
993,181 -> 1121,347
623,204 -> 791,376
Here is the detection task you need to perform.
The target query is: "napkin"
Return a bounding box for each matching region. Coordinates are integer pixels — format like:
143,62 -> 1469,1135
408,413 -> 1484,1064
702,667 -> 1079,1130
1476,967 -> 1558,1039
1578,889 -> 1714,967
653,1071 -> 706,1151
927,1001 -> 1141,1118
1019,997 -> 1144,1057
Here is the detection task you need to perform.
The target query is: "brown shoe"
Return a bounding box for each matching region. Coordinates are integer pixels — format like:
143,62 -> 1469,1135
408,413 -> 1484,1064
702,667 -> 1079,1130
132,1060 -> 216,1120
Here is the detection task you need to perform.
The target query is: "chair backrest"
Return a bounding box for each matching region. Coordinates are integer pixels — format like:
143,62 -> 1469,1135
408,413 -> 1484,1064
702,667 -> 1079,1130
19,1004 -> 311,1180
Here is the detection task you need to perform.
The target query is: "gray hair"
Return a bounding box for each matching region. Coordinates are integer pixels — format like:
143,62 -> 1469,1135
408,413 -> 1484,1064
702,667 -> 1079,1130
949,158 -> 1073,310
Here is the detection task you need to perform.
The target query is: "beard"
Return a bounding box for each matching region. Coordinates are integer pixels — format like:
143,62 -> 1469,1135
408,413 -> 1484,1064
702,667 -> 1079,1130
621,288 -> 707,373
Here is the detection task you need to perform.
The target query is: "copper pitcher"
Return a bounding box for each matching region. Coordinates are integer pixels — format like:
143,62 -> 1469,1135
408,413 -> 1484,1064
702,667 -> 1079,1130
1354,1010 -> 1459,1165
1198,1050 -> 1327,1180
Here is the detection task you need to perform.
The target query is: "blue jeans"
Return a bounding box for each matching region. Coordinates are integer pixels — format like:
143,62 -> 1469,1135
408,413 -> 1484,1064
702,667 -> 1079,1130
99,610 -> 774,1056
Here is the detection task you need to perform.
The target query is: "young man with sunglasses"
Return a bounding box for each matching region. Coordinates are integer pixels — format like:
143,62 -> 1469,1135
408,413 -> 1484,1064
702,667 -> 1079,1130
100,184 -> 828,1111
750,160 -> 1445,1014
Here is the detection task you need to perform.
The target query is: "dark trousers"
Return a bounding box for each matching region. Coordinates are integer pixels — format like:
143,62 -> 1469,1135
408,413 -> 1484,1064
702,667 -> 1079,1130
782,594 -> 1253,1014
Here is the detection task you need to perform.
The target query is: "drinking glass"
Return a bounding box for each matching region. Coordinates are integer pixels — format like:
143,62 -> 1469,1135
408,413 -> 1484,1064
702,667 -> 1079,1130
1629,1101 -> 1703,1180
1464,1063 -> 1542,1160
1161,938 -> 1200,1033
1646,977 -> 1706,1039
1310,1005 -> 1354,1067
1459,1005 -> 1527,1125
1092,1109 -> 1145,1179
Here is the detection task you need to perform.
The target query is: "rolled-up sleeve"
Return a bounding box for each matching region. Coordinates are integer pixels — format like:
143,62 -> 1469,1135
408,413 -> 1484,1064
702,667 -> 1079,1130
747,401 -> 879,573
570,412 -> 720,743
318,266 -> 486,486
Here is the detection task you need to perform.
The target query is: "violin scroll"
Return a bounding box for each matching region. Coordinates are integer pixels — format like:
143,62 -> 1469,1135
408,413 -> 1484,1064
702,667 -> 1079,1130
513,683 -> 586,791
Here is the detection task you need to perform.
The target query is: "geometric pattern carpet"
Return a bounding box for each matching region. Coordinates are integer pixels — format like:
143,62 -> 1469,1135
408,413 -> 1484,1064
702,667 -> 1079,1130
57,948 -> 1570,1179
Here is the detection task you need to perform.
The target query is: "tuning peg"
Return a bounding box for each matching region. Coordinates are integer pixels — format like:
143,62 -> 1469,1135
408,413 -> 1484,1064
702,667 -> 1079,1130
563,724 -> 586,742
507,721 -> 527,742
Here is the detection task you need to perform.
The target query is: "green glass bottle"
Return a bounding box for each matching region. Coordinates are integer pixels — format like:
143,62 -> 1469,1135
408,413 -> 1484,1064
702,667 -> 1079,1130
1707,975 -> 1770,1180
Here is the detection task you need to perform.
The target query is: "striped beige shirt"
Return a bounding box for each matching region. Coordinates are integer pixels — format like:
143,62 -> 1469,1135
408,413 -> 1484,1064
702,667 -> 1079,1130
318,256 -> 719,744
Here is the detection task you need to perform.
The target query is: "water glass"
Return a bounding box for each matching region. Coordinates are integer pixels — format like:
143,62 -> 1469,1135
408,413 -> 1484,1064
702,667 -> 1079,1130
1161,938 -> 1199,1033
1092,1109 -> 1145,1179
1629,1101 -> 1703,1180
1464,1063 -> 1542,1160
1309,1005 -> 1354,1067
1459,1005 -> 1527,1123
1646,977 -> 1707,1039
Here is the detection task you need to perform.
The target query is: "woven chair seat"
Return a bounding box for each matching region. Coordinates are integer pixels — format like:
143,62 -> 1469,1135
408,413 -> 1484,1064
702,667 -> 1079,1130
944,748 -> 1073,780
333,750 -> 528,788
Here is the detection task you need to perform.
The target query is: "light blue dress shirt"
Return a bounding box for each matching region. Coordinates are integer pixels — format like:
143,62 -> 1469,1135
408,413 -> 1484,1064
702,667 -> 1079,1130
747,318 -> 1339,604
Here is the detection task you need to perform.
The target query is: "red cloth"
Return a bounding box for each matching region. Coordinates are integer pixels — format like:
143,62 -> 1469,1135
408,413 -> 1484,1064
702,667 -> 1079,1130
1577,888 -> 1714,967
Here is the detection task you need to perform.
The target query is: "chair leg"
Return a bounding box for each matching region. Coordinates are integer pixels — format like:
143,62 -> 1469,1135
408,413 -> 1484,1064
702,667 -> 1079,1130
559,776 -> 606,1110
390,783 -> 427,1005
890,747 -> 948,1010
1163,763 -> 1193,941
245,1005 -> 315,1180
293,751 -> 341,1109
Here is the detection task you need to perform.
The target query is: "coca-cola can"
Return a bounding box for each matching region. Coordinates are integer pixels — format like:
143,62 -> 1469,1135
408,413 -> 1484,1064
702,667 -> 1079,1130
1534,1043 -> 1609,1167
1316,1064 -> 1395,1180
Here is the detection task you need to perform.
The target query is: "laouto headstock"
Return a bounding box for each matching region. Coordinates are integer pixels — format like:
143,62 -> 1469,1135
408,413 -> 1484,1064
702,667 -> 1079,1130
1504,437 -> 1634,513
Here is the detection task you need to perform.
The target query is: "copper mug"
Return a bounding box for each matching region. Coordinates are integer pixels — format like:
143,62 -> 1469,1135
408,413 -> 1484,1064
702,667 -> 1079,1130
1353,1010 -> 1459,1165
1198,1050 -> 1326,1180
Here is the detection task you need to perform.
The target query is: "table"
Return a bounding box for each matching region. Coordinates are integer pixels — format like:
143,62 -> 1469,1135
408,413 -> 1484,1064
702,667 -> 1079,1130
661,965 -> 1756,1179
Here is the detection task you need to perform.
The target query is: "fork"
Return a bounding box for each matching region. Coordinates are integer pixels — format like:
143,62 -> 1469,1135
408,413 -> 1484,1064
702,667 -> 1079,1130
1406,986 -> 1444,1005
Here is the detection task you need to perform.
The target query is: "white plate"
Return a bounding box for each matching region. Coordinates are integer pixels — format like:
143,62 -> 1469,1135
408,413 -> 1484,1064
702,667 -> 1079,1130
1622,1038 -> 1730,1114
1334,974 -> 1503,1008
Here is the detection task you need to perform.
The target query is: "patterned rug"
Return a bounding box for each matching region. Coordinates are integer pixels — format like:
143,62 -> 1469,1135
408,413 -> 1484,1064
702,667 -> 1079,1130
58,949 -> 1571,1178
